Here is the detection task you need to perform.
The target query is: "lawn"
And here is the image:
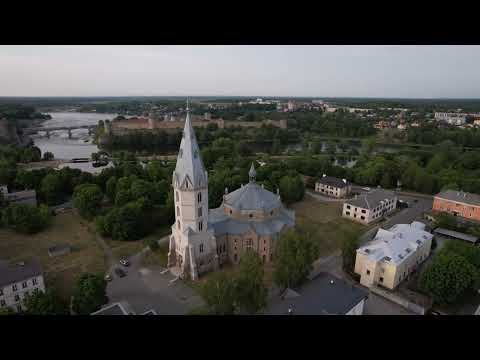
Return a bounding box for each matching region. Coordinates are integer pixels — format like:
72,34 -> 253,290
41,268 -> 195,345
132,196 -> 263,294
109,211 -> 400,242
0,210 -> 107,301
291,194 -> 370,257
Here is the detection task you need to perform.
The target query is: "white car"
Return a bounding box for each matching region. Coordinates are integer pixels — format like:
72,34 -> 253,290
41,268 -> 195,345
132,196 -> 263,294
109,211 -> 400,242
104,274 -> 112,282
119,259 -> 130,267
362,187 -> 371,191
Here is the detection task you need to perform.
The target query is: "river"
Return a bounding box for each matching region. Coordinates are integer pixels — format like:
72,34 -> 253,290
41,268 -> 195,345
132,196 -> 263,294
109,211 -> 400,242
31,112 -> 117,173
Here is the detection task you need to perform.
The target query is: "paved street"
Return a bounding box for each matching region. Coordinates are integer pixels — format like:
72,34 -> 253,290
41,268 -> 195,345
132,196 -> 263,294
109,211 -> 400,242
363,293 -> 415,315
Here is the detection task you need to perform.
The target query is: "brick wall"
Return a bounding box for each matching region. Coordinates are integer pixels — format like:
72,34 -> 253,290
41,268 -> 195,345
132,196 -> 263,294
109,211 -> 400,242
433,197 -> 480,221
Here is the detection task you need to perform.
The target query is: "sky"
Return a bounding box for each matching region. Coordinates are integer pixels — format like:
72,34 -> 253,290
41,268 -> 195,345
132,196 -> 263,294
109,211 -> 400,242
0,45 -> 480,98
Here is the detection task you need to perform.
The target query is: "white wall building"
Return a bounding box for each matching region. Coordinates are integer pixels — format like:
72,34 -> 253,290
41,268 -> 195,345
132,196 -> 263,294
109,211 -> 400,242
342,188 -> 397,225
434,112 -> 467,126
0,260 -> 45,312
354,221 -> 433,290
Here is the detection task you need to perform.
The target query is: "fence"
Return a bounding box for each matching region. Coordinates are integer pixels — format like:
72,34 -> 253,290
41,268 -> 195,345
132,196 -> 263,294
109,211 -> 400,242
370,285 -> 428,315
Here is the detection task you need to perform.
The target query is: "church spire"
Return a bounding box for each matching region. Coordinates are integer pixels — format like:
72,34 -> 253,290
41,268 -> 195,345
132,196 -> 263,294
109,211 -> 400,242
173,99 -> 206,189
249,162 -> 256,183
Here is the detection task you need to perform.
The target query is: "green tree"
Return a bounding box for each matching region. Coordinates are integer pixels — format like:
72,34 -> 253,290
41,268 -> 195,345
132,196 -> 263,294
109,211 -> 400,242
42,151 -> 54,161
73,183 -> 104,219
273,230 -> 319,289
279,175 -> 305,205
40,173 -> 63,205
0,307 -> 14,315
105,176 -> 117,202
71,273 -> 108,314
23,289 -> 68,315
2,203 -> 50,234
201,272 -> 236,315
341,234 -> 359,274
234,251 -> 267,314
435,213 -> 457,230
419,252 -> 477,304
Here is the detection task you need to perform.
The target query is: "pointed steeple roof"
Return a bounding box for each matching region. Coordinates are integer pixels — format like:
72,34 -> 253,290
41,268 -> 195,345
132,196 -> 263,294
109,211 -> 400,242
249,162 -> 256,183
173,100 -> 207,189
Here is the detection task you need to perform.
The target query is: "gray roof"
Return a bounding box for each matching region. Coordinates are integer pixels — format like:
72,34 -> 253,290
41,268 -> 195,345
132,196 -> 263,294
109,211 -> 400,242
173,109 -> 207,189
346,188 -> 396,210
6,189 -> 36,201
0,259 -> 43,288
91,301 -> 136,315
317,176 -> 349,188
208,206 -> 295,236
433,228 -> 479,243
266,272 -> 368,315
435,190 -> 480,207
224,182 -> 281,212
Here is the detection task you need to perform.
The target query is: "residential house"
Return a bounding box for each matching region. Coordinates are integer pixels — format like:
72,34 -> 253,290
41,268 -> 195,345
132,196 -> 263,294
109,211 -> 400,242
355,221 -> 433,290
342,188 -> 397,225
315,175 -> 351,198
433,190 -> 480,222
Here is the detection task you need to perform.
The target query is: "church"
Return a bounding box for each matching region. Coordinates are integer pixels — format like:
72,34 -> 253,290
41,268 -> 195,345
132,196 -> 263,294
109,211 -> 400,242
167,103 -> 295,280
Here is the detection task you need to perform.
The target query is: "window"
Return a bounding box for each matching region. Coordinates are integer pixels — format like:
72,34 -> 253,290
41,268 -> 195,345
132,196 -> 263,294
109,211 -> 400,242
262,255 -> 266,263
346,211 -> 350,216
234,254 -> 238,262
229,209 -> 232,214
176,206 -> 180,216
354,214 -> 357,218
347,205 -> 351,209
14,294 -> 20,302
198,207 -> 202,217
379,277 -> 384,283
32,278 -> 37,286
22,282 -> 27,289
197,192 -> 202,203
361,209 -> 366,213
175,191 -> 179,202
198,221 -> 203,231
199,244 -> 204,253
366,270 -> 371,275
12,284 -> 17,292
0,289 -> 3,296
360,216 -> 365,220
249,214 -> 253,218
177,220 -> 181,230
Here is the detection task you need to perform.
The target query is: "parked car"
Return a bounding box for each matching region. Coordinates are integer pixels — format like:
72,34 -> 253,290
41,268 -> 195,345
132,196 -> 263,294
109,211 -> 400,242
104,274 -> 112,282
362,187 -> 371,191
119,259 -> 130,267
114,268 -> 126,278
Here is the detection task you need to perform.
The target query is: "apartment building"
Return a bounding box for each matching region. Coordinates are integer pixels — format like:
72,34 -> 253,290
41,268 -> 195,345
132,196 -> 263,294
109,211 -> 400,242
434,112 -> 467,126
315,175 -> 351,198
0,260 -> 45,312
433,190 -> 480,222
342,188 -> 397,225
354,221 -> 433,290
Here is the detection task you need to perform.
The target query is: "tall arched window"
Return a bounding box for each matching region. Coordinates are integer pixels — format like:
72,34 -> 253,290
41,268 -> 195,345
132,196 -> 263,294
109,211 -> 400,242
197,192 -> 202,203
177,220 -> 181,230
175,191 -> 179,202
176,206 -> 180,216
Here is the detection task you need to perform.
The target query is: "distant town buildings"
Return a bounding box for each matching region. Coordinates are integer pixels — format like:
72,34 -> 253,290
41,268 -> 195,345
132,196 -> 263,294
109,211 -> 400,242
355,221 -> 432,290
315,175 -> 351,199
342,189 -> 397,225
433,190 -> 480,222
434,112 -> 468,126
287,100 -> 296,112
0,259 -> 45,312
266,272 -> 368,315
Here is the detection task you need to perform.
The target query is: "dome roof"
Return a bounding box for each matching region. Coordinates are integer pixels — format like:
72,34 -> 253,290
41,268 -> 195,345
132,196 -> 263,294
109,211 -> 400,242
224,182 -> 281,212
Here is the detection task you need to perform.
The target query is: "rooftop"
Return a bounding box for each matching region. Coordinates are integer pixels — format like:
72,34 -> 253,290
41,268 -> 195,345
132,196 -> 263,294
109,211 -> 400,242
5,189 -> 36,200
316,175 -> 349,188
224,182 -> 281,212
357,221 -> 433,265
433,228 -> 479,244
435,190 -> 480,207
346,188 -> 396,210
0,259 -> 43,288
266,272 -> 368,315
91,301 -> 136,315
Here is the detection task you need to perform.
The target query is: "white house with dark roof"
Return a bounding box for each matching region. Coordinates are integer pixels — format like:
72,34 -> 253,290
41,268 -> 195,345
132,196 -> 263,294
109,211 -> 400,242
315,175 -> 351,198
354,221 -> 433,290
0,259 -> 45,312
342,188 -> 397,225
167,101 -> 295,280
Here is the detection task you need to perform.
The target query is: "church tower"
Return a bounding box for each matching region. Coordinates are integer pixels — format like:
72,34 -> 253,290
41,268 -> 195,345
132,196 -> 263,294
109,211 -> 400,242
167,100 -> 218,280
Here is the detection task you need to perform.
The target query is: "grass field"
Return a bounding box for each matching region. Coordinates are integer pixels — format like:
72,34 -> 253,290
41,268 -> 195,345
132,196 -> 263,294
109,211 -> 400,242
0,210 -> 107,301
291,194 -> 369,257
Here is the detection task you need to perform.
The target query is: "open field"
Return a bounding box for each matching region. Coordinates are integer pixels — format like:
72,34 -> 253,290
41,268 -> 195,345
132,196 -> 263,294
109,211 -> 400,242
291,194 -> 370,257
0,210 -> 107,301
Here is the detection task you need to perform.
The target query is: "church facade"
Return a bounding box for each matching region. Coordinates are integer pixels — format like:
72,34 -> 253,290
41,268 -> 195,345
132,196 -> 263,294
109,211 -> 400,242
167,104 -> 295,280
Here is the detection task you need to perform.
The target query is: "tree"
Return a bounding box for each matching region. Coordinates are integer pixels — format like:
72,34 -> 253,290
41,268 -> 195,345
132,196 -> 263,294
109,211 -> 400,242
0,307 -> 14,315
42,151 -> 54,161
145,237 -> 159,251
23,289 -> 68,315
71,273 -> 108,314
40,173 -> 63,205
73,183 -> 104,219
419,252 -> 477,304
435,213 -> 457,230
105,176 -> 117,202
2,203 -> 50,234
341,234 -> 359,274
234,251 -> 267,314
279,175 -> 305,205
200,272 -> 236,315
273,230 -> 319,289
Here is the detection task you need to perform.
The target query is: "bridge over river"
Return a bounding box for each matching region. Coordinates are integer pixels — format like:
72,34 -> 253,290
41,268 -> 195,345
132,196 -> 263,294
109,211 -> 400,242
24,125 -> 97,139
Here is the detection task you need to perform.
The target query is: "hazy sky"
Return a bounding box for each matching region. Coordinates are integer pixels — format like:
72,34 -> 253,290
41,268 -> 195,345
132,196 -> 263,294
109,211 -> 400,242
1,45 -> 480,98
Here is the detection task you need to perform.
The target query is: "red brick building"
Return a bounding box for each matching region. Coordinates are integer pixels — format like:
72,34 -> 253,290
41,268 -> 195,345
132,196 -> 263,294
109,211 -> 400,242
432,190 -> 480,222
